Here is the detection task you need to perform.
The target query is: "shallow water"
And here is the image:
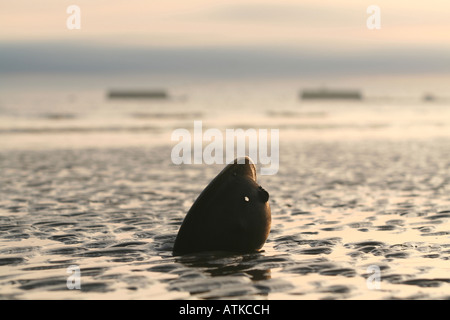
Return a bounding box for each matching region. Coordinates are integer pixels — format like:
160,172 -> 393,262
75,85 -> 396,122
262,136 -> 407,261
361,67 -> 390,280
1,139 -> 449,299
1,80 -> 450,299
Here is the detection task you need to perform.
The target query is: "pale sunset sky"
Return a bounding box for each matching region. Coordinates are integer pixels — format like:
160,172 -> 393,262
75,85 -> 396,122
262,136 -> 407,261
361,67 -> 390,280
1,0 -> 450,78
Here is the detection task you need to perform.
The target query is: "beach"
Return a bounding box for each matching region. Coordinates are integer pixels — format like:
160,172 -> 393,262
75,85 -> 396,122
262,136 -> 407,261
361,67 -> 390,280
1,80 -> 450,299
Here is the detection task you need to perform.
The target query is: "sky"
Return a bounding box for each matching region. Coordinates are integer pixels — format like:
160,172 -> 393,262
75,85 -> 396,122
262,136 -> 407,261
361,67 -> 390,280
1,0 -> 450,79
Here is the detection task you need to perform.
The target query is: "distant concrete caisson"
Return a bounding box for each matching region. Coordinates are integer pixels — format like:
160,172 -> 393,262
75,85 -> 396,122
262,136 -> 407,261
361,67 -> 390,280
173,157 -> 271,255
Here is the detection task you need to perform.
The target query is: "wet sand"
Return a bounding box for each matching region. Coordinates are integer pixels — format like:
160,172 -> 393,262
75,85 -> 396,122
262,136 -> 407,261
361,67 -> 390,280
1,139 -> 449,299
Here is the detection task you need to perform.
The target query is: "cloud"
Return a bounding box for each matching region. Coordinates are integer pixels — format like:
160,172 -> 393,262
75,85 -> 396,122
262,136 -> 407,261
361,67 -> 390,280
1,1 -> 449,50
184,3 -> 361,27
1,42 -> 449,78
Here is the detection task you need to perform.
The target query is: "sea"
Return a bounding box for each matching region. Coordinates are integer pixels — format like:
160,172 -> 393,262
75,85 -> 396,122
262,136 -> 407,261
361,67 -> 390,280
0,73 -> 449,299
